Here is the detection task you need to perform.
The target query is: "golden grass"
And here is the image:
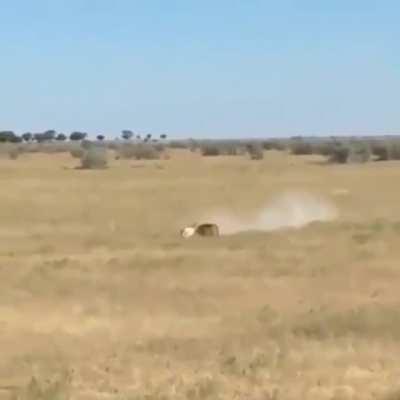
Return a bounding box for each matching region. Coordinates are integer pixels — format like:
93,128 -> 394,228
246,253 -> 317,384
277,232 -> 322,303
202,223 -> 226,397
2,150 -> 400,399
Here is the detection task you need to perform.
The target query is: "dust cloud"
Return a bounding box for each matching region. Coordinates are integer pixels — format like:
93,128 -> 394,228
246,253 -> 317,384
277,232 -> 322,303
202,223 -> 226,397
201,192 -> 338,235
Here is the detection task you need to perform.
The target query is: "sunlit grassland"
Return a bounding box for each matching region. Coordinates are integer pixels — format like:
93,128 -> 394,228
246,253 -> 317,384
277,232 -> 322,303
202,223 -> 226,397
1,150 -> 400,399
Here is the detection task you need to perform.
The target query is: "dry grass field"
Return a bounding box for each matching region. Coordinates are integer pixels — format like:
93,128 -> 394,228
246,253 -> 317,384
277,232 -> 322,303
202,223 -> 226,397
2,149 -> 400,399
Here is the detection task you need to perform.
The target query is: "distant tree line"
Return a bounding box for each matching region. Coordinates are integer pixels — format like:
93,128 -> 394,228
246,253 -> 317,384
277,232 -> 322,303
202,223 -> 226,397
0,130 -> 167,143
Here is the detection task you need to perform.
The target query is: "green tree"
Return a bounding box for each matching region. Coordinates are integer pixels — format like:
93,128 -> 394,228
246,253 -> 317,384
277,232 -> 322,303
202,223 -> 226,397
42,130 -> 56,141
69,131 -> 87,141
121,130 -> 134,140
34,133 -> 46,143
56,133 -> 67,141
22,132 -> 33,142
0,131 -> 16,142
10,135 -> 22,143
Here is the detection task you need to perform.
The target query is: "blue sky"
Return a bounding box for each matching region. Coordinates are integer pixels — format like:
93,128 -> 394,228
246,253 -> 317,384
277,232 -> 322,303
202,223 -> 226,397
1,0 -> 399,138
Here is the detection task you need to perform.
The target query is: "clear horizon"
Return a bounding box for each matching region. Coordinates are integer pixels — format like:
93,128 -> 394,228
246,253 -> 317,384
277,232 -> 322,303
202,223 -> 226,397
1,1 -> 399,139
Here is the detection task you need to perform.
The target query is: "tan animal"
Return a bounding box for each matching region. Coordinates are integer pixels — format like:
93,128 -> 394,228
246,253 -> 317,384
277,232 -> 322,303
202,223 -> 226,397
180,223 -> 220,238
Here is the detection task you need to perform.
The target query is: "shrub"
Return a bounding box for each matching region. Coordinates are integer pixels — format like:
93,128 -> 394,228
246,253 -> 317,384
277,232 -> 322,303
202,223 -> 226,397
262,140 -> 286,151
262,141 -> 273,150
328,145 -> 350,164
80,146 -> 108,169
371,140 -> 400,161
347,141 -> 371,163
201,145 -> 220,156
117,143 -> 161,160
312,141 -> 337,156
116,143 -> 136,159
387,141 -> 400,160
35,142 -> 71,153
250,150 -> 264,160
246,143 -> 264,160
168,140 -> 188,149
20,142 -> 74,154
290,141 -> 314,155
371,142 -> 389,161
224,145 -> 241,155
215,141 -> 244,156
134,143 -> 160,160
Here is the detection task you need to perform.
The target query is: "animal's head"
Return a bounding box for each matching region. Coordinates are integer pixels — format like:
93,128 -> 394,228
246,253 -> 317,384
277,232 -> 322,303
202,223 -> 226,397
180,223 -> 198,238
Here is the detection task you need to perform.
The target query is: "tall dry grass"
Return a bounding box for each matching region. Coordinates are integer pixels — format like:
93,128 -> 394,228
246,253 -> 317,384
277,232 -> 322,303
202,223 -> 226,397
1,150 -> 400,399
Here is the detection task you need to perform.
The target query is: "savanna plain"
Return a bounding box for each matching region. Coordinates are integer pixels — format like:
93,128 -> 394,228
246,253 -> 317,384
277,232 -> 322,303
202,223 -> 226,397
2,149 -> 400,400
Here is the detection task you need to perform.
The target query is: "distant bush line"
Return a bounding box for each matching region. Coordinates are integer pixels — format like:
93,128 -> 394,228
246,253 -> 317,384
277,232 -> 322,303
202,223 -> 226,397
288,137 -> 400,164
0,130 -> 168,144
2,129 -> 400,165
